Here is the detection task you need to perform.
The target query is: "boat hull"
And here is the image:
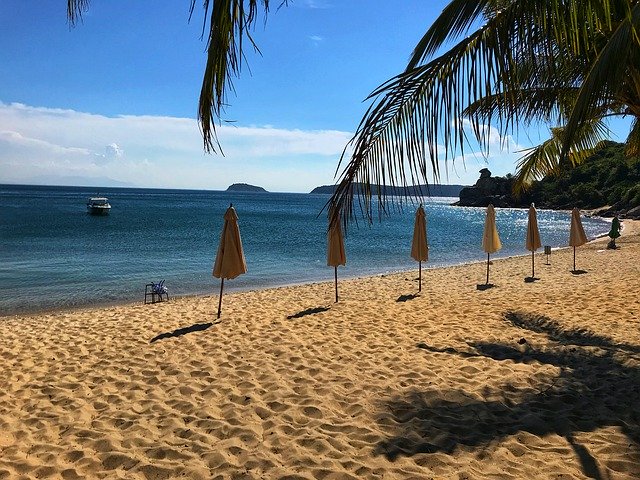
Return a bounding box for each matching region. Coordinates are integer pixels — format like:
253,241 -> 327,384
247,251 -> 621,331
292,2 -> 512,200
87,205 -> 111,215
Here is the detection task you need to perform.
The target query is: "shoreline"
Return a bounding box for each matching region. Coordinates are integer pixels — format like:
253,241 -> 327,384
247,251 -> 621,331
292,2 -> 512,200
4,218 -> 636,320
1,190 -> 614,318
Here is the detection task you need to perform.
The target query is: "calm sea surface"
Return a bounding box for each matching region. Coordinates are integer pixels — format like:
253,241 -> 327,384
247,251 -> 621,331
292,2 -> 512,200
0,184 -> 609,315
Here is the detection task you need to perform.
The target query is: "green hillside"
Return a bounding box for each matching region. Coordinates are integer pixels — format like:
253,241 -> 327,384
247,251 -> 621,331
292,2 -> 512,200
526,141 -> 640,212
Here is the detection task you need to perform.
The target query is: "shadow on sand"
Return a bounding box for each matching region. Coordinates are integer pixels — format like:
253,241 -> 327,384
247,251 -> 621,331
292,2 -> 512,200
376,311 -> 640,479
150,322 -> 217,343
397,294 -> 420,303
287,307 -> 330,319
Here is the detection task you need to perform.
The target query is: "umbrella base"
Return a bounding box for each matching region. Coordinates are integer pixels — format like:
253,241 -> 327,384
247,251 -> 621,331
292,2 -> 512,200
524,277 -> 539,283
571,270 -> 588,275
476,283 -> 495,291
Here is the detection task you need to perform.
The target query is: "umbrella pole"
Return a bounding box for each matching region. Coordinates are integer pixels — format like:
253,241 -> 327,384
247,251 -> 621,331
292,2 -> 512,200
573,246 -> 576,271
419,261 -> 422,292
532,251 -> 535,278
334,266 -> 338,303
486,253 -> 490,284
217,278 -> 224,319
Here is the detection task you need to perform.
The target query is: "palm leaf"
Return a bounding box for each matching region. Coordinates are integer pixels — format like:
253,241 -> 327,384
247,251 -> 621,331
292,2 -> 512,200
329,1 -> 562,224
513,119 -> 610,194
560,3 -> 640,160
67,0 -> 89,26
67,0 -> 284,154
624,116 -> 640,155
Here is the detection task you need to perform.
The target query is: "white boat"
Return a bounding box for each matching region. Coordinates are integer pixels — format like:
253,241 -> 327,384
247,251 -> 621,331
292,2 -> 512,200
87,197 -> 111,215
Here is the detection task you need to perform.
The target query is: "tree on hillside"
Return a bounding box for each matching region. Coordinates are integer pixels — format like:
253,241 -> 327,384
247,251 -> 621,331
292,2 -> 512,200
67,0 -> 640,226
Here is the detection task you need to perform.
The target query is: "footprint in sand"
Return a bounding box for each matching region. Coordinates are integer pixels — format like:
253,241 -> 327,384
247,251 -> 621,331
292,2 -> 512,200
302,406 -> 323,419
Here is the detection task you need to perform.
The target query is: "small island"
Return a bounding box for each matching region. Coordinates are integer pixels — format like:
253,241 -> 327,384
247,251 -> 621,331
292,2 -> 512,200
226,183 -> 268,193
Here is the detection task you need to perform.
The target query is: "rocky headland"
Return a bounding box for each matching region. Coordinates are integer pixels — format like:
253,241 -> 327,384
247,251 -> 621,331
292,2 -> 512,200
452,142 -> 640,219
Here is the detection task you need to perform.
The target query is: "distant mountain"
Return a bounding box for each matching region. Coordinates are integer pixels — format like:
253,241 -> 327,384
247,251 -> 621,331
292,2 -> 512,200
226,183 -> 268,193
310,183 -> 466,197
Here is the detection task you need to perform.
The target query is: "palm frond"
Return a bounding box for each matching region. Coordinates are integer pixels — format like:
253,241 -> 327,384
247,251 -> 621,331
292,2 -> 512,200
407,0 -> 491,69
463,87 -> 580,128
68,0 -> 284,154
329,1 -> 561,225
561,3 -> 640,159
67,0 -> 90,26
624,116 -> 640,155
513,119 -> 609,194
197,0 -> 279,153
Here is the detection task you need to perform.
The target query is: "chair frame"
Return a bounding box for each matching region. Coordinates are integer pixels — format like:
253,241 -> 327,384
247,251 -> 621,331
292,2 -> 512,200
144,280 -> 169,304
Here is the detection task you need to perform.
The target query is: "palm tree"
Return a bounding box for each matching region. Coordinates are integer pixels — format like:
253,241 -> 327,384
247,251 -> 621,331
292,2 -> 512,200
67,0 -> 640,226
329,0 -> 640,224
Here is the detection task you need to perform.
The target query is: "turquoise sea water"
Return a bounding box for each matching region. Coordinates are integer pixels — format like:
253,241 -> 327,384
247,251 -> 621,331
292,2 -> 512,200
0,184 -> 609,315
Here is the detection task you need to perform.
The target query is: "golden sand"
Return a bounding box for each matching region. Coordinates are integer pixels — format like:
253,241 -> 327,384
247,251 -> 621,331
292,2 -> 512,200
1,221 -> 639,479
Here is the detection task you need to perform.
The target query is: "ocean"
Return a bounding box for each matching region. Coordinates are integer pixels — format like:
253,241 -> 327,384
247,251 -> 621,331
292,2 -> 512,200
0,184 -> 610,315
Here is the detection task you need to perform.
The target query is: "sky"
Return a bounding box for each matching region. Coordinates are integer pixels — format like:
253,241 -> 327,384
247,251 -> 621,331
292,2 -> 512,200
0,1 -> 632,192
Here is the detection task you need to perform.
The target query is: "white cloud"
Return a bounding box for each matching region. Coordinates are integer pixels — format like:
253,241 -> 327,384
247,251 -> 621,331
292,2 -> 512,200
431,118 -> 529,184
104,143 -> 123,158
0,102 -> 351,192
0,102 -> 535,191
309,35 -> 323,45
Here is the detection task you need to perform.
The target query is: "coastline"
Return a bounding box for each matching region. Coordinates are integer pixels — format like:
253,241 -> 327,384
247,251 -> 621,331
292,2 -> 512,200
1,186 -> 614,318
1,216 -> 626,319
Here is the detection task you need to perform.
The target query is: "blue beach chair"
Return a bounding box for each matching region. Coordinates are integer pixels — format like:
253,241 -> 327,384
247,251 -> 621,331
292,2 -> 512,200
145,280 -> 169,304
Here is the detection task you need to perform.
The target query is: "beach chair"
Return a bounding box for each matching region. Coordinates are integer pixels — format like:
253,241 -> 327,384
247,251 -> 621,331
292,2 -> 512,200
144,280 -> 169,304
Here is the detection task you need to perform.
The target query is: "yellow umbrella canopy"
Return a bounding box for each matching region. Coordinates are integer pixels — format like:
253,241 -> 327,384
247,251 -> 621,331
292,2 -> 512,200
213,205 -> 247,318
482,204 -> 501,285
526,203 -> 542,279
327,215 -> 346,302
482,204 -> 502,254
569,207 -> 588,272
569,207 -> 588,247
411,205 -> 428,291
526,204 -> 542,252
327,218 -> 346,268
411,205 -> 429,262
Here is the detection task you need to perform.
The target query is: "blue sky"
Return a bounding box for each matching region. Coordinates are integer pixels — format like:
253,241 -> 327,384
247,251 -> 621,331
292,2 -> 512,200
0,1 -> 632,192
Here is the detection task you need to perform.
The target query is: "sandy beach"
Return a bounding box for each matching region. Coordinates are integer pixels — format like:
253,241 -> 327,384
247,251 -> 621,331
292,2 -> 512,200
1,221 -> 639,479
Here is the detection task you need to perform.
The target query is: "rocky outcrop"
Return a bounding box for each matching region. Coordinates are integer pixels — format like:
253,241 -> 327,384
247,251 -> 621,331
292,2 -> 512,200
580,204 -> 640,220
452,169 -> 519,207
452,168 -> 640,219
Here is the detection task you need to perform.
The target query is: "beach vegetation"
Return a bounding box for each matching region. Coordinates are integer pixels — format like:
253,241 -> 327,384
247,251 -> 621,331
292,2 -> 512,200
517,142 -> 640,211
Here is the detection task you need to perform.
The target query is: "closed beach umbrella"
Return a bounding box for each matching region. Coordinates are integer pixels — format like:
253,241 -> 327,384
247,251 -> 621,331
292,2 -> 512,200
213,204 -> 247,318
526,203 -> 542,278
411,204 -> 429,292
568,207 -> 588,272
482,204 -> 502,284
327,214 -> 346,302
